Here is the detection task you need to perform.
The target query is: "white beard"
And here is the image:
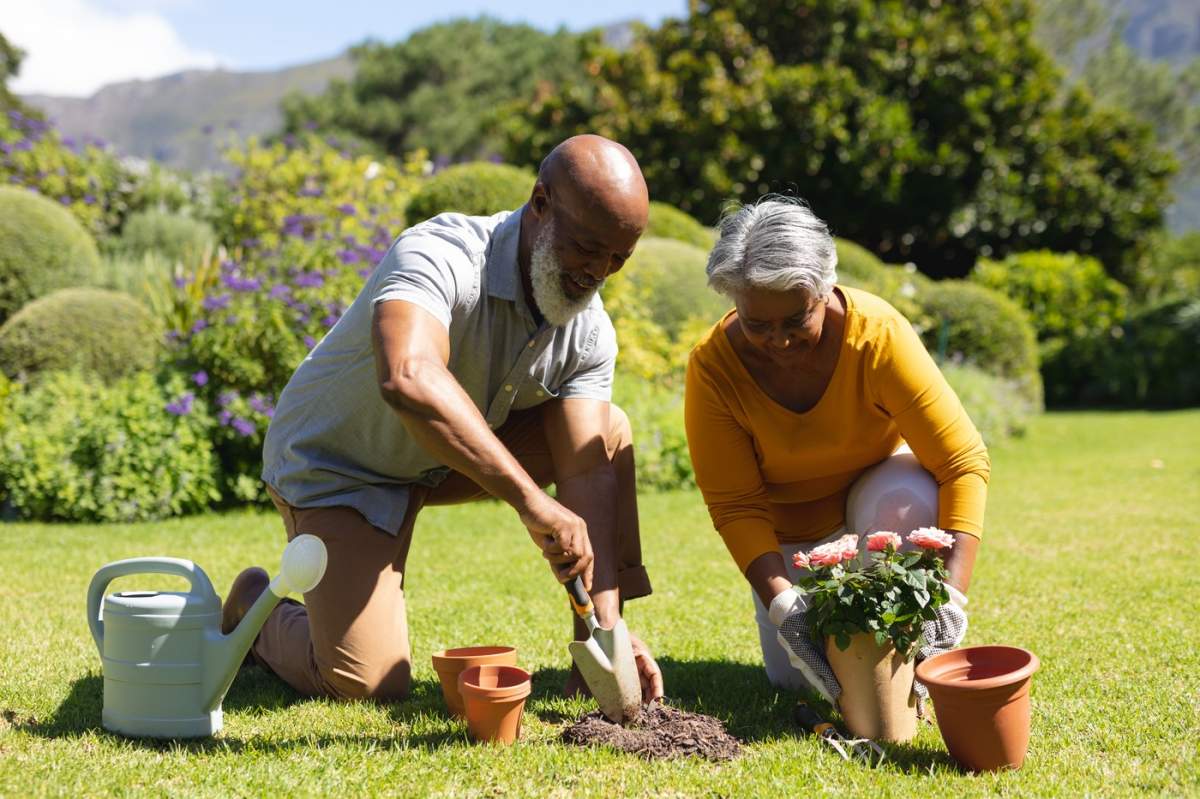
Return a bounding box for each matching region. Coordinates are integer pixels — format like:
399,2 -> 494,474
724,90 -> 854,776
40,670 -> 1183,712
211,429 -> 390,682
530,221 -> 600,327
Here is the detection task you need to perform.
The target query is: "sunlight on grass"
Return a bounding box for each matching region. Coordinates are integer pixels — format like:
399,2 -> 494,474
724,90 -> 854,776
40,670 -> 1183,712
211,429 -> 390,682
1,411 -> 1197,796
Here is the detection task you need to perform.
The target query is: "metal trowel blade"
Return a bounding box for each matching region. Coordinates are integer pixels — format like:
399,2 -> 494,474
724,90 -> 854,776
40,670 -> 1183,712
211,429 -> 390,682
569,619 -> 642,723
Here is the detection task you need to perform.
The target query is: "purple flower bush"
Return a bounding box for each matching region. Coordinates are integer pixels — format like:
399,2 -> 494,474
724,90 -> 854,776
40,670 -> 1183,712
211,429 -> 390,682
160,135 -> 422,501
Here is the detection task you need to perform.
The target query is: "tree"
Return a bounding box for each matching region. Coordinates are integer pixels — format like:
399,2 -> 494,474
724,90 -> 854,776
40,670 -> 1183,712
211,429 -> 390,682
0,31 -> 35,117
500,0 -> 1175,278
281,18 -> 586,162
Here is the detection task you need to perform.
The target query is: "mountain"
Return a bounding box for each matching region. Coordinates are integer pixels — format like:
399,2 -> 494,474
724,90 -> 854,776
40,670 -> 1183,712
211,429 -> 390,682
22,55 -> 353,173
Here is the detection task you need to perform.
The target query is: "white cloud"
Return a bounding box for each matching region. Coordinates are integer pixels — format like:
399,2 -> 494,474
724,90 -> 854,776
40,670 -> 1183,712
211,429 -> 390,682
2,0 -> 226,97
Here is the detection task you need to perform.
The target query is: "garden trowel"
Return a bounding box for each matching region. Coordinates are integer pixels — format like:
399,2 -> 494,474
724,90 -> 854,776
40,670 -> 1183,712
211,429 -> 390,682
565,576 -> 642,723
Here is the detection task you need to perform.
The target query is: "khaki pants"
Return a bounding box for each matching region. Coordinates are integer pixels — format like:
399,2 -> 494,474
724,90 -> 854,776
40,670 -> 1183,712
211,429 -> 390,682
255,405 -> 651,701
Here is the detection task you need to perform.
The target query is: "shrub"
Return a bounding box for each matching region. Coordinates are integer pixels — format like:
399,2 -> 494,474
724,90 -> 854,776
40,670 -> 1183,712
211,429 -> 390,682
645,202 -> 715,249
1131,231 -> 1200,305
834,239 -> 930,327
603,237 -> 727,383
0,371 -> 221,522
212,134 -> 423,251
0,288 -> 161,382
915,280 -> 1042,407
96,250 -> 175,301
972,250 -> 1129,406
1070,299 -> 1200,408
118,210 -> 215,263
941,363 -> 1036,444
612,380 -> 695,491
405,162 -> 535,225
0,186 -> 102,323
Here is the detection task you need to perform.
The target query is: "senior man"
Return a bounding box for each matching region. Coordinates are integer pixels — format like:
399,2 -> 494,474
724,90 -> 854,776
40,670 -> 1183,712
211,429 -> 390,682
222,134 -> 663,704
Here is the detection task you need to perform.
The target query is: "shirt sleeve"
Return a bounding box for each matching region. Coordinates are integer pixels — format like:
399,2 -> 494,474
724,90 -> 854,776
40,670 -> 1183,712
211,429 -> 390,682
684,350 -> 779,573
867,317 -> 991,538
370,235 -> 467,329
557,314 -> 616,402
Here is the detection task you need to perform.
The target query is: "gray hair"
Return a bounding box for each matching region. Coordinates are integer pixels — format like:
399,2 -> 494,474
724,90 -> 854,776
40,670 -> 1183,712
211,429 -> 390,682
706,196 -> 838,298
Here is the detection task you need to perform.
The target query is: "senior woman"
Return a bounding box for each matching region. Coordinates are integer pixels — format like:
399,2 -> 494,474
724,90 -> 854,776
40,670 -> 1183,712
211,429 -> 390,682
683,197 -> 988,702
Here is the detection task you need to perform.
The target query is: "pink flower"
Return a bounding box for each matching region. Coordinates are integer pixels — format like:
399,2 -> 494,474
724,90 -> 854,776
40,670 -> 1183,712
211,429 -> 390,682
867,531 -> 902,552
907,527 -> 955,550
792,550 -> 811,570
808,534 -> 860,567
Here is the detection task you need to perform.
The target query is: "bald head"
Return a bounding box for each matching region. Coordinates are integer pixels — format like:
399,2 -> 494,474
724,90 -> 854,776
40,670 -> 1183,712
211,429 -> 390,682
537,134 -> 649,234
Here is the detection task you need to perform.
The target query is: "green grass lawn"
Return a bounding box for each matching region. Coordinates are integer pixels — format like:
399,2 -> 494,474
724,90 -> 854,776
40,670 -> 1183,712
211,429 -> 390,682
2,411 -> 1198,797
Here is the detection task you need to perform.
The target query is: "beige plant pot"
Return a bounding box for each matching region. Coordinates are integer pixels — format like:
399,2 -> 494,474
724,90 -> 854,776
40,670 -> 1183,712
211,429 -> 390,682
826,632 -> 918,743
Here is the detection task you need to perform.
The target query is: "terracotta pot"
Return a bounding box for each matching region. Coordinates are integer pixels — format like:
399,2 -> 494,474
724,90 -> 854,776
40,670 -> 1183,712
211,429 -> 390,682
431,646 -> 517,718
458,664 -> 532,745
825,633 -> 918,743
915,645 -> 1040,772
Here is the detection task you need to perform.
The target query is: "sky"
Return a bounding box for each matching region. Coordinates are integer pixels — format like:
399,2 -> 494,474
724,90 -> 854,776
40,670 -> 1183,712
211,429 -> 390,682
2,0 -> 686,97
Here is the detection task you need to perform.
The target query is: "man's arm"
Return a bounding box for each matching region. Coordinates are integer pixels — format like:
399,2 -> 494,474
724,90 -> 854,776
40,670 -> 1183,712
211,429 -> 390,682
541,398 -> 618,619
371,299 -> 592,581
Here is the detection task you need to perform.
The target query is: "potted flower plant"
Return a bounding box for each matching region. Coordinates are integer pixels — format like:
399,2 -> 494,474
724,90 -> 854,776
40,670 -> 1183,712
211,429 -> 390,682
793,527 -> 956,742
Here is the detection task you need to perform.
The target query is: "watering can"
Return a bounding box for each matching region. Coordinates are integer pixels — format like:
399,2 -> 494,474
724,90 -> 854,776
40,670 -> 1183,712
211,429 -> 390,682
86,534 -> 327,738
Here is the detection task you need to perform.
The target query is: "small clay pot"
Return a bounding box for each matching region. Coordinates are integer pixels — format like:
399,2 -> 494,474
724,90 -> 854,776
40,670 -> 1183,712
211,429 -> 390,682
431,646 -> 517,718
825,633 -> 918,743
915,645 -> 1040,772
458,664 -> 532,745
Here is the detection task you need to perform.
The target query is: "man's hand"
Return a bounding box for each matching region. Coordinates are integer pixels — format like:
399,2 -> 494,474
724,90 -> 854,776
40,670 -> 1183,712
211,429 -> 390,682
629,631 -> 664,704
518,492 -> 594,584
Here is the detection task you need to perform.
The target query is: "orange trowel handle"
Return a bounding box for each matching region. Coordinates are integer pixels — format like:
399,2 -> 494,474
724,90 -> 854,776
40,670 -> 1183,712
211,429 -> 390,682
565,576 -> 595,620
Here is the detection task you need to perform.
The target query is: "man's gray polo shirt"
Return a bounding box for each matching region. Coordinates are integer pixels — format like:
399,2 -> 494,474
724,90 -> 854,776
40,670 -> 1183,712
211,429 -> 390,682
262,207 -> 618,535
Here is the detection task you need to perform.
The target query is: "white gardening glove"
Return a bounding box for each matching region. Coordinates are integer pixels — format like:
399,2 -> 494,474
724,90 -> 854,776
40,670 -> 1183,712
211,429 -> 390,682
769,587 -> 841,705
917,584 -> 969,662
913,584 -> 968,709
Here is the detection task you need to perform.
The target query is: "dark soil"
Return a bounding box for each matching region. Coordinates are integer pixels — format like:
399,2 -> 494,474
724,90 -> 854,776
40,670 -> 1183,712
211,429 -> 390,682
561,701 -> 742,761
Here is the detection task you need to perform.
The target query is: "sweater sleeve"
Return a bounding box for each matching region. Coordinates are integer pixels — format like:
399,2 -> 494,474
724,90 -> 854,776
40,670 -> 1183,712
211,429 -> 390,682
868,318 -> 991,538
684,350 -> 779,572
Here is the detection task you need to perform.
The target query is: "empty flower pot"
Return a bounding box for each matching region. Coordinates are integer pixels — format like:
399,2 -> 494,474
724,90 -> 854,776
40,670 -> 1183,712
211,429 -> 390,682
431,646 -> 517,719
458,664 -> 532,745
825,633 -> 918,743
915,645 -> 1040,772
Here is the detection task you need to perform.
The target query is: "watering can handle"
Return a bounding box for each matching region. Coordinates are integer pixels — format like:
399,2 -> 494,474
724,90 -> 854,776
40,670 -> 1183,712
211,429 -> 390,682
86,557 -> 216,653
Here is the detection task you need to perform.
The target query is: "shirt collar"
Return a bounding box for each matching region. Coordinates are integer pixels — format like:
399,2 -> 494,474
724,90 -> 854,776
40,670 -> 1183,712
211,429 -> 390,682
485,205 -> 524,303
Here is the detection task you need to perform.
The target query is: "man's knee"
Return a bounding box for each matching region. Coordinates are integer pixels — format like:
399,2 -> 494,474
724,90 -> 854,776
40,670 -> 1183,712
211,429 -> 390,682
318,657 -> 411,702
846,450 -> 938,535
606,404 -> 633,459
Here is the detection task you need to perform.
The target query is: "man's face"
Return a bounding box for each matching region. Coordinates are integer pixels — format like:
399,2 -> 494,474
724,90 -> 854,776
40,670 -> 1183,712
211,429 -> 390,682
529,191 -> 643,325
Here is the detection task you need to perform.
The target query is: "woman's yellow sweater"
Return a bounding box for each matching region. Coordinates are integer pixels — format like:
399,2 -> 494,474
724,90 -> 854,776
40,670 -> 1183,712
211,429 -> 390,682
684,286 -> 990,573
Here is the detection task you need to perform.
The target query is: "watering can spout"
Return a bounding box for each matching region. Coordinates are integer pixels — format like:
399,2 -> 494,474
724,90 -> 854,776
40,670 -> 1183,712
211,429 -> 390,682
201,534 -> 328,713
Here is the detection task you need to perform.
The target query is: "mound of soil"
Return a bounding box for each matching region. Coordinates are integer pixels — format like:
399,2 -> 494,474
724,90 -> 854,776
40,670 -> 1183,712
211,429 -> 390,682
562,701 -> 742,761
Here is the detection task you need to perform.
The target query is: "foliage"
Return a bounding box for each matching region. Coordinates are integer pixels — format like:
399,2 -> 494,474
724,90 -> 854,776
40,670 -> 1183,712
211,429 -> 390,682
0,186 -> 101,324
117,209 -> 215,263
834,240 -> 930,326
1067,298 -> 1200,408
0,371 -> 220,522
1131,231 -> 1200,305
405,162 -> 534,225
941,362 -> 1036,443
211,134 -> 423,252
916,279 -> 1042,407
500,0 -> 1176,278
0,110 -> 150,241
281,18 -> 586,162
971,250 -> 1127,405
0,32 -> 33,117
645,202 -> 715,249
796,532 -> 952,658
0,288 -> 161,382
612,380 -> 695,492
161,136 -> 426,501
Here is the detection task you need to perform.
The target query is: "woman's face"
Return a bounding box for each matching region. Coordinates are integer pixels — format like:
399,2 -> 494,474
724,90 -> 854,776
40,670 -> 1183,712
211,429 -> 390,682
732,285 -> 828,365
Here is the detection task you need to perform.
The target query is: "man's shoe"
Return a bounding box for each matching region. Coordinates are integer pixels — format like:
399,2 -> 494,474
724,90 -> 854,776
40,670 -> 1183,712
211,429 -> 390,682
221,567 -> 269,667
